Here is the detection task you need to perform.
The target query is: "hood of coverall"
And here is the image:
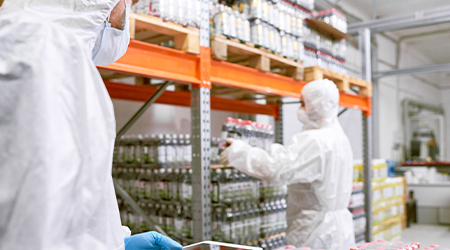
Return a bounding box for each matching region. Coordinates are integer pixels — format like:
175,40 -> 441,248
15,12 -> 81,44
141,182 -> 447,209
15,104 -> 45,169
298,79 -> 339,130
1,0 -> 120,51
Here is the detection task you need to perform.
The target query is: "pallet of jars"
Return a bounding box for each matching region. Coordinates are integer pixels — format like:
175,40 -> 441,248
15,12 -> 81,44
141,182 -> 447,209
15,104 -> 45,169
303,66 -> 372,97
211,34 -> 304,80
128,0 -> 201,54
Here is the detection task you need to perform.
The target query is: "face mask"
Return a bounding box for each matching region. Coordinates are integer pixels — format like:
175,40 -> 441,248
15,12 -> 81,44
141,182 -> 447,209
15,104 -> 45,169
92,2 -> 131,66
297,107 -> 316,130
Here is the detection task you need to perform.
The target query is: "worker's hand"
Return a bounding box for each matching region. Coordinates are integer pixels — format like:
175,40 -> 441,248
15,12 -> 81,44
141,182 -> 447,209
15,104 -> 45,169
219,138 -> 235,166
124,231 -> 183,250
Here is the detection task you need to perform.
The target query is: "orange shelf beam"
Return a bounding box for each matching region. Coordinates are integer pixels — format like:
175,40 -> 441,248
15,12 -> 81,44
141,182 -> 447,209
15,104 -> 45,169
99,40 -> 371,115
98,40 -> 201,85
105,81 -> 279,119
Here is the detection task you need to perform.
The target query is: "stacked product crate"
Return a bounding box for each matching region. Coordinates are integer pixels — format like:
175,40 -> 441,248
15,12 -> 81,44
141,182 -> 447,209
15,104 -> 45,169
113,119 -> 288,248
351,160 -> 406,242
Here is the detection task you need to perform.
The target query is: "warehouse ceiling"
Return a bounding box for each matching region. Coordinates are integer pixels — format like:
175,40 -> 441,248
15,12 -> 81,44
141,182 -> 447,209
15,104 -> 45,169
316,0 -> 450,87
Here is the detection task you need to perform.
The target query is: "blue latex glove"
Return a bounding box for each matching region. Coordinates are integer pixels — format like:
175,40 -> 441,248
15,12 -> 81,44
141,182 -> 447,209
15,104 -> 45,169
124,231 -> 183,250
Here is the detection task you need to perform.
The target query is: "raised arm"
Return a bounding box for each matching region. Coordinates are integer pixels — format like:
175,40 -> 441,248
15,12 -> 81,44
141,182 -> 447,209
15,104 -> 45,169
227,133 -> 325,185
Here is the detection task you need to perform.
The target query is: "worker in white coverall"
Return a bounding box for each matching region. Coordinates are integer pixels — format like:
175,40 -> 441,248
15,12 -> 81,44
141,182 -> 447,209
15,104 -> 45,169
0,0 -> 182,250
220,79 -> 355,250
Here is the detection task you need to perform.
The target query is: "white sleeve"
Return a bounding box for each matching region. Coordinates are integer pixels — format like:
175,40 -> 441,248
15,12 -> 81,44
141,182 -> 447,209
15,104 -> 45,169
228,133 -> 324,185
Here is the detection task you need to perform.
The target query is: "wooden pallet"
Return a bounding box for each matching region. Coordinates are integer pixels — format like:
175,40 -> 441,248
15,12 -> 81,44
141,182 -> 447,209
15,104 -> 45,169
129,13 -> 199,54
211,35 -> 304,80
304,66 -> 372,97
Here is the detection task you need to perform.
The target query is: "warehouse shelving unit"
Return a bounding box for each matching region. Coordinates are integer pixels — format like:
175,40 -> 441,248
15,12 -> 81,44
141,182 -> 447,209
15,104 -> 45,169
99,1 -> 373,242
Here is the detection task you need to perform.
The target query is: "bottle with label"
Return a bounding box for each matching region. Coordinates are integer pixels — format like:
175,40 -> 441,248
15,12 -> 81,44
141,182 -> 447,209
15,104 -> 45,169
245,204 -> 254,243
234,119 -> 244,140
151,169 -> 159,201
157,134 -> 166,168
250,0 -> 262,19
174,205 -> 183,236
113,138 -> 121,165
166,204 -> 176,236
262,22 -> 270,49
158,168 -> 166,200
177,134 -> 185,166
144,169 -> 152,200
228,7 -> 237,38
214,4 -> 229,36
225,207 -> 234,243
165,134 -> 175,167
212,207 -> 225,241
250,19 -> 264,47
211,168 -> 220,203
164,168 -> 172,200
184,134 -> 192,166
211,138 -> 219,165
234,206 -> 243,244
160,204 -> 168,232
151,203 -> 162,229
182,205 -> 193,239
261,0 -> 269,22
180,169 -> 193,202
219,117 -> 236,154
232,169 -> 241,203
171,134 -> 179,167
137,168 -> 146,199
141,134 -> 156,165
122,135 -> 136,164
172,168 -> 180,201
223,169 -> 234,204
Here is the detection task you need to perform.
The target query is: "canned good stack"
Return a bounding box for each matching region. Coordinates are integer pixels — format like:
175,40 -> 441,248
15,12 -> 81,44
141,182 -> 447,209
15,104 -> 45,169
132,0 -> 202,27
349,183 -> 366,246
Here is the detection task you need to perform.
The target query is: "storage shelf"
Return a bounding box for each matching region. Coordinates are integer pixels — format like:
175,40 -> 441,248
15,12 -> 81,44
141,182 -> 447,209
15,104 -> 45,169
99,40 -> 372,116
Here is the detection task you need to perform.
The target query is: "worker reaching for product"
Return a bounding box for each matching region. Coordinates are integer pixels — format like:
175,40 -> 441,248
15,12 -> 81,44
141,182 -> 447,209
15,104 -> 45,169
0,0 -> 181,250
219,79 -> 355,250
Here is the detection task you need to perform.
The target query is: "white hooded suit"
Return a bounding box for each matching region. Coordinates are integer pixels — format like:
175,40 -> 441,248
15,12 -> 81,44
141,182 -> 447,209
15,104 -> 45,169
228,80 -> 355,249
0,0 -> 126,249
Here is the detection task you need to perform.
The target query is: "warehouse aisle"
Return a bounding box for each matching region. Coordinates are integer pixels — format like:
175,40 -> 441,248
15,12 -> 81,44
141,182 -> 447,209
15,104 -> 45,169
402,224 -> 450,247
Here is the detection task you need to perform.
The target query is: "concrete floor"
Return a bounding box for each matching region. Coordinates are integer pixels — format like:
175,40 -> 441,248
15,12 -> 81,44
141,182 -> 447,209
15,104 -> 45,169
402,224 -> 450,248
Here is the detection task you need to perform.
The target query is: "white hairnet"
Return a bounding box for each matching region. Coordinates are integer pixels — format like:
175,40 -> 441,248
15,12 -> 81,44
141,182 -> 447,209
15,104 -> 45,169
299,79 -> 339,130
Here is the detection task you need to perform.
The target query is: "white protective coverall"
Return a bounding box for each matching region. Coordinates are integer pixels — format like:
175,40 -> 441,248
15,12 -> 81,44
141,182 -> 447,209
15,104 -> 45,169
0,0 -> 126,249
228,79 -> 355,249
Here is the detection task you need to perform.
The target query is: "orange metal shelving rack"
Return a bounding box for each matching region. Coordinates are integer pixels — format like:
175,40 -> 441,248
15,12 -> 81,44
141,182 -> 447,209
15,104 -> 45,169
99,39 -> 372,117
